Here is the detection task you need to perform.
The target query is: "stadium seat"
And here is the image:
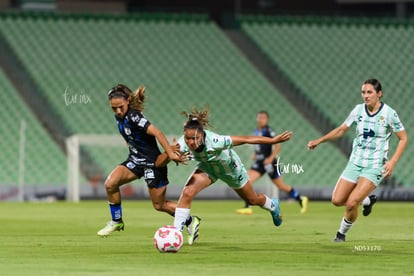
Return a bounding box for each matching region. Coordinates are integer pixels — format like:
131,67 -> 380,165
239,14 -> 414,186
0,12 -> 361,188
0,67 -> 67,186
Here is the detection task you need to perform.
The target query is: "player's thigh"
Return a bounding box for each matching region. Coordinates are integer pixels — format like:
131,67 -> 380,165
180,170 -> 212,199
331,178 -> 356,206
148,185 -> 167,203
106,165 -> 137,188
248,169 -> 262,183
347,177 -> 376,206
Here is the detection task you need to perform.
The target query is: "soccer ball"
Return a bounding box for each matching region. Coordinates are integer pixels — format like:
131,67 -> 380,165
153,225 -> 183,253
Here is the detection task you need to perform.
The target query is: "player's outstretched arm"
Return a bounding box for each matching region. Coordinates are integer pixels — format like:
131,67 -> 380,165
231,131 -> 292,146
155,142 -> 188,167
307,124 -> 349,150
147,125 -> 187,165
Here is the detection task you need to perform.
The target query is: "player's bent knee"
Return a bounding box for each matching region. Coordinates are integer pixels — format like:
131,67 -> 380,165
345,199 -> 359,210
181,187 -> 196,200
104,179 -> 119,193
331,197 -> 345,207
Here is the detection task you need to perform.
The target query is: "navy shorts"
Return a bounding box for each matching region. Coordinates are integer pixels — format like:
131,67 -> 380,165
121,160 -> 169,189
250,158 -> 281,180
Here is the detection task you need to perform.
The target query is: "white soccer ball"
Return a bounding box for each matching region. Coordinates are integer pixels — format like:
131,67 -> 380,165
153,225 -> 183,253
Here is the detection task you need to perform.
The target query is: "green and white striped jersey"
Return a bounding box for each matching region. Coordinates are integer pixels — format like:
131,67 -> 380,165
344,103 -> 405,168
177,130 -> 248,187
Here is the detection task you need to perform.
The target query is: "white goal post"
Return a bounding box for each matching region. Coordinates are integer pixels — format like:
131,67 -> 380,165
66,134 -> 125,202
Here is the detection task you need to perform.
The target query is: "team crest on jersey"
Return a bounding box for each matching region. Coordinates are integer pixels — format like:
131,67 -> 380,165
378,116 -> 386,127
124,127 -> 131,135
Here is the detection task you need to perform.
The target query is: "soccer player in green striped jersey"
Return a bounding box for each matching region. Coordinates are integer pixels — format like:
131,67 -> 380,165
170,107 -> 292,245
308,79 -> 408,242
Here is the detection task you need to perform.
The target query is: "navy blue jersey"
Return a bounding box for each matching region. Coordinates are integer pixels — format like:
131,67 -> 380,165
253,125 -> 276,161
115,109 -> 161,167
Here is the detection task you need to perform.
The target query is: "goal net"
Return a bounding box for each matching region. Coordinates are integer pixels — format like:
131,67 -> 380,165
66,134 -> 124,202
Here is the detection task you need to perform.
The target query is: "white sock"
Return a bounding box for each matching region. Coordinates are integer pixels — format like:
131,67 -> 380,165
361,196 -> 371,206
174,207 -> 191,232
261,196 -> 275,212
338,217 -> 353,235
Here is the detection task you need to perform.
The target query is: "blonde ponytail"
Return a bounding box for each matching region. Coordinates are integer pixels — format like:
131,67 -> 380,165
129,86 -> 146,112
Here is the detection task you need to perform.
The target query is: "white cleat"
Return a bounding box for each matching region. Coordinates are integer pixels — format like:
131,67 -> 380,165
97,221 -> 124,237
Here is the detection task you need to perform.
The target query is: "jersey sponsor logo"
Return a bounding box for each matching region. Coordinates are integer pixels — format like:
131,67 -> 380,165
124,127 -> 131,135
138,118 -> 148,127
363,128 -> 375,139
131,155 -> 146,165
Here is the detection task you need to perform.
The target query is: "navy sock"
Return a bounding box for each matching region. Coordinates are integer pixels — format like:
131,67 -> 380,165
289,188 -> 298,198
289,188 -> 302,202
109,203 -> 122,222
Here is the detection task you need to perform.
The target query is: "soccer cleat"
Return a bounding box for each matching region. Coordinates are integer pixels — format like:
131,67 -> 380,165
97,221 -> 124,236
236,207 -> 253,215
187,216 -> 201,245
363,195 -> 378,216
333,231 -> 346,242
300,196 -> 309,214
270,198 -> 283,227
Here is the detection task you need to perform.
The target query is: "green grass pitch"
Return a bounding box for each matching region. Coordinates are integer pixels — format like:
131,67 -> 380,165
1,200 -> 413,275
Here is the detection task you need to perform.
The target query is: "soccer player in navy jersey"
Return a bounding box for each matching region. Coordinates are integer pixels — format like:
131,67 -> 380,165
236,111 -> 308,215
97,84 -> 199,238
